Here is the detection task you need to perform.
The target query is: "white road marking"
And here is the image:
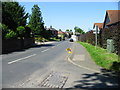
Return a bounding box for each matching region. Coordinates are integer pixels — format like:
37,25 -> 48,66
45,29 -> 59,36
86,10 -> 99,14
68,57 -> 100,73
51,46 -> 55,48
8,54 -> 36,65
41,49 -> 49,52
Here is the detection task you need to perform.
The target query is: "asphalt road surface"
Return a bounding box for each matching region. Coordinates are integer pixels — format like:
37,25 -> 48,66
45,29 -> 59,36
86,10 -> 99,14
2,40 -> 119,88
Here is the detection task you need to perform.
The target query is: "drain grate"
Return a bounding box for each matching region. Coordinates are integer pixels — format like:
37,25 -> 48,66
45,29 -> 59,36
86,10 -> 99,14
39,71 -> 69,88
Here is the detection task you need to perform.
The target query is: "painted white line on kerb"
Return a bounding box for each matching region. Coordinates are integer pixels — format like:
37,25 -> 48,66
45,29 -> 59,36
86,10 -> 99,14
8,54 -> 36,65
41,49 -> 49,52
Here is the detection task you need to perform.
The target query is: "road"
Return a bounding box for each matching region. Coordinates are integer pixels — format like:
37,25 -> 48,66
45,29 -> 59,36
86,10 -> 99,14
2,40 -> 119,88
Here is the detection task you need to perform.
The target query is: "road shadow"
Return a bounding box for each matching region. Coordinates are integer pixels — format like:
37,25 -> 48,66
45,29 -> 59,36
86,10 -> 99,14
32,43 -> 55,48
2,49 -> 26,55
2,44 -> 55,55
67,69 -> 120,89
110,61 -> 120,72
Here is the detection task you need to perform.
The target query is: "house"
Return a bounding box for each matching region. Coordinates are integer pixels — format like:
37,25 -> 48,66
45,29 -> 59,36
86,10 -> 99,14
58,30 -> 66,40
45,26 -> 58,38
98,10 -> 120,52
65,30 -> 74,38
93,23 -> 103,34
93,23 -> 103,30
93,23 -> 104,46
58,30 -> 64,37
103,10 -> 120,28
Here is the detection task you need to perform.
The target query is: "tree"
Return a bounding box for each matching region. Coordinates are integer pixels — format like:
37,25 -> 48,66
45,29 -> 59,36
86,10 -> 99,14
28,4 -> 44,37
59,29 -> 62,31
25,26 -> 32,37
66,29 -> 69,32
74,26 -> 85,34
17,26 -> 26,48
1,24 -> 17,39
43,30 -> 52,39
66,29 -> 72,32
17,26 -> 25,37
2,2 -> 28,31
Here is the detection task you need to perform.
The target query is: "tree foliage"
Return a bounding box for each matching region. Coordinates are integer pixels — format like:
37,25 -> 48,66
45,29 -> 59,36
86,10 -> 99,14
74,26 -> 85,34
5,30 -> 17,39
2,2 -> 28,31
66,29 -> 69,32
43,30 -> 52,39
24,26 -> 32,37
1,24 -> 17,39
29,4 -> 44,36
2,1 -> 29,39
17,26 -> 25,37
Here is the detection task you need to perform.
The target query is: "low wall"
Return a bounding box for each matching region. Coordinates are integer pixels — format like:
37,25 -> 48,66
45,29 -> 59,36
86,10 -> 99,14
2,37 -> 35,54
24,37 -> 35,48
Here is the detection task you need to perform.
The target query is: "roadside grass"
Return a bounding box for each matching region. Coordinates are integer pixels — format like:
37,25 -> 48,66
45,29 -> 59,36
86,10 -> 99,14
78,41 -> 120,72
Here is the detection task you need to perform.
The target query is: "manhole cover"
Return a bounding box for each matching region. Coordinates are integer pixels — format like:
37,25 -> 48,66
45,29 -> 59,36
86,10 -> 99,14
39,71 -> 69,88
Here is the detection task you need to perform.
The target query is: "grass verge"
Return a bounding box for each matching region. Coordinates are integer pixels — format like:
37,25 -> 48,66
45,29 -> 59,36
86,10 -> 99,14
78,41 -> 120,72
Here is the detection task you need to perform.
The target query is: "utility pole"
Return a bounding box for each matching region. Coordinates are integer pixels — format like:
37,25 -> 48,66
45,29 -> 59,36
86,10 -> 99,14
95,26 -> 98,48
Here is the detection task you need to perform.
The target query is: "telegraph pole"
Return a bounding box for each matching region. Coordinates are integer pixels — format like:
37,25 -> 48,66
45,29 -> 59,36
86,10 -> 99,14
95,26 -> 98,48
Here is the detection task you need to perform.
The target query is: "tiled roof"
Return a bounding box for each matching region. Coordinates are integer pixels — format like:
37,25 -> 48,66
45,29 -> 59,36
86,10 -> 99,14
94,23 -> 103,29
58,31 -> 65,34
106,10 -> 120,25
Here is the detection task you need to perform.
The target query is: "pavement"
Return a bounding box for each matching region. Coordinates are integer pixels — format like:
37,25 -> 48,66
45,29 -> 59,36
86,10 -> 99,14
68,42 -> 102,73
35,41 -> 57,45
2,40 -> 119,89
67,42 -> 119,88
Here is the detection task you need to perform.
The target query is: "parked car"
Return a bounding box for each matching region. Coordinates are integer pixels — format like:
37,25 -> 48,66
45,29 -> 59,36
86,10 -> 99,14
69,38 -> 74,42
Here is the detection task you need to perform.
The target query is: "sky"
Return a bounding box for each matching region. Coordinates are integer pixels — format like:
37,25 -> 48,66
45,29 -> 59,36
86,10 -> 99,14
18,1 -> 118,32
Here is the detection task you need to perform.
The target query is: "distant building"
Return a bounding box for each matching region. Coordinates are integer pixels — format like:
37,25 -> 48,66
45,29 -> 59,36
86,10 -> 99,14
93,23 -> 103,34
93,23 -> 103,30
58,30 -> 66,40
45,26 -> 58,38
65,31 -> 73,38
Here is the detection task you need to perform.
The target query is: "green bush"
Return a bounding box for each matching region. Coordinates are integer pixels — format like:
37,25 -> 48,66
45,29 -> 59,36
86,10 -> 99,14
5,30 -> 17,39
1,24 -> 17,39
17,26 -> 25,37
35,37 -> 48,42
1,24 -> 9,39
